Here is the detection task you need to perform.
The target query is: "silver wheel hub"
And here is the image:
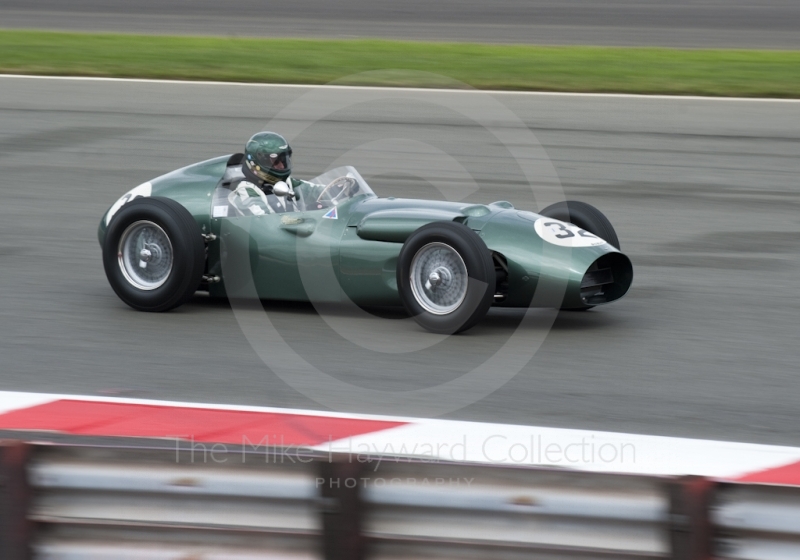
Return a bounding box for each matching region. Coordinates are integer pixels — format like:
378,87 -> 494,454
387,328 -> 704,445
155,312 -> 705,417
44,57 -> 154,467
428,266 -> 452,288
410,242 -> 468,315
117,220 -> 173,290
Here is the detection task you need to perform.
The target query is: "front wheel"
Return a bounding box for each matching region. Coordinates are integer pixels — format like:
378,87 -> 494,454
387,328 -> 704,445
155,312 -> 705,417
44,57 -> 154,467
103,197 -> 205,312
539,200 -> 620,250
397,222 -> 495,334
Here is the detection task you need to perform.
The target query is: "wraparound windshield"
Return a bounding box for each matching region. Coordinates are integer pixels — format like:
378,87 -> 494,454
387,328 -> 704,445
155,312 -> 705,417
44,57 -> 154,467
308,166 -> 374,208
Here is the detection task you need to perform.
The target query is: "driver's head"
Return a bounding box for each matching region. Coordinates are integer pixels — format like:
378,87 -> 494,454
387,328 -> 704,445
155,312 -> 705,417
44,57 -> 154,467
243,131 -> 292,185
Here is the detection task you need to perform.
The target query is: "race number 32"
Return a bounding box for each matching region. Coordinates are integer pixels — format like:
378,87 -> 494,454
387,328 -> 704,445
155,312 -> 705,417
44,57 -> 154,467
534,218 -> 608,248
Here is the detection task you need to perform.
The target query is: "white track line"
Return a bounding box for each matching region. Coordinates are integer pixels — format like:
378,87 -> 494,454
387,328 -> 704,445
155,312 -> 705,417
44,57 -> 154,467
1,74 -> 798,103
0,392 -> 58,415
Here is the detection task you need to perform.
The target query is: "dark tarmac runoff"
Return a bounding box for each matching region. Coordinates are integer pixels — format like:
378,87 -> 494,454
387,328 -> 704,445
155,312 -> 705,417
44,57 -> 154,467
2,0 -> 800,48
1,76 -> 799,446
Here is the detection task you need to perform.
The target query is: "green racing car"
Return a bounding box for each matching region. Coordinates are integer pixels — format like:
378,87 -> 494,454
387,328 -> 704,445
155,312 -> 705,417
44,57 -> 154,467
98,155 -> 632,334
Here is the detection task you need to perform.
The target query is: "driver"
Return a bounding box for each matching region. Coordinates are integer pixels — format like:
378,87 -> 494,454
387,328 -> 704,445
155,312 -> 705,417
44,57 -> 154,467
237,131 -> 321,213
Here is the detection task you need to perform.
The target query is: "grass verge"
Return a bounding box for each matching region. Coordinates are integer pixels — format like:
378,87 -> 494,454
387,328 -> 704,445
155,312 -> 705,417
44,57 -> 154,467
1,30 -> 799,97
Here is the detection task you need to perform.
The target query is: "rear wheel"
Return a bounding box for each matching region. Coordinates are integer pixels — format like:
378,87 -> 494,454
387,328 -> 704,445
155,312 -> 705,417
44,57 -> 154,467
397,222 -> 495,334
103,197 -> 205,312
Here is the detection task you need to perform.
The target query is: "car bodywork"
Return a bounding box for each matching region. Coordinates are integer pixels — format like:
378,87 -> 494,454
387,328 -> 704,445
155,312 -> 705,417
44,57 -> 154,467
99,156 -> 632,310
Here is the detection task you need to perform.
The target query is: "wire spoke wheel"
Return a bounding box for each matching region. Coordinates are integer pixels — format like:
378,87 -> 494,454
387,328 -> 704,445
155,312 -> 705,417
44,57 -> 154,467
118,220 -> 174,290
410,242 -> 468,315
397,222 -> 495,334
103,197 -> 205,312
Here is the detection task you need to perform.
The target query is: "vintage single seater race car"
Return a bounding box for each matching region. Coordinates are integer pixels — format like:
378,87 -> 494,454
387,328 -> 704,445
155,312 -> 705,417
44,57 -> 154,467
98,155 -> 633,334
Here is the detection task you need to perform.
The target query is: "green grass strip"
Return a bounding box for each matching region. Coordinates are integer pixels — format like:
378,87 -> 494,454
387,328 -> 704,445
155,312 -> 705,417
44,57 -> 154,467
1,30 -> 800,97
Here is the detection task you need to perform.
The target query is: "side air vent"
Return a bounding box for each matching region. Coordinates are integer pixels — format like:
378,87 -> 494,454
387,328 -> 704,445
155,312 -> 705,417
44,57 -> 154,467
493,252 -> 509,303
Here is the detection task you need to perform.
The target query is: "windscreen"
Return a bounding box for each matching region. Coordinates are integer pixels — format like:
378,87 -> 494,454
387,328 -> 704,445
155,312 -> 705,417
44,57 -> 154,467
307,166 -> 374,208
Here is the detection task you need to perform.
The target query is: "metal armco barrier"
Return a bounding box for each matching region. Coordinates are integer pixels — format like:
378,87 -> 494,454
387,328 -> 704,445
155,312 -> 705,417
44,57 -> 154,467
0,440 -> 793,560
360,460 -> 671,559
713,482 -> 800,560
0,441 -> 32,560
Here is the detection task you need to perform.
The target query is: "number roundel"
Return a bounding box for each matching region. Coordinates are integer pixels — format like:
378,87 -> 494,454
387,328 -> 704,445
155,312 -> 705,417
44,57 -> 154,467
533,217 -> 608,248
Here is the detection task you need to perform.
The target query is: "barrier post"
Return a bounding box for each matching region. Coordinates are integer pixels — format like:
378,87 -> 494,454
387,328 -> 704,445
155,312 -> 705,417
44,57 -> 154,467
318,456 -> 366,560
0,440 -> 32,560
668,475 -> 714,560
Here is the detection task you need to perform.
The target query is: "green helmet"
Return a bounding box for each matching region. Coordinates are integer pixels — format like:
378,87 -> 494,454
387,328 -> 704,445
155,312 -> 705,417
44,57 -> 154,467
244,131 -> 292,184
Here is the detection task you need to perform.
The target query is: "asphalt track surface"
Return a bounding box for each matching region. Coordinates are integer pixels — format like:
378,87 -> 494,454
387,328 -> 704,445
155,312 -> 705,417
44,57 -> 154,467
1,76 -> 799,446
2,0 -> 800,49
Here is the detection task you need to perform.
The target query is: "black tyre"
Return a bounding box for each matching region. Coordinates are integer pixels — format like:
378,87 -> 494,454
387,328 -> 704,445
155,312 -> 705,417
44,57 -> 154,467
103,197 -> 205,312
539,200 -> 620,250
397,221 -> 495,334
